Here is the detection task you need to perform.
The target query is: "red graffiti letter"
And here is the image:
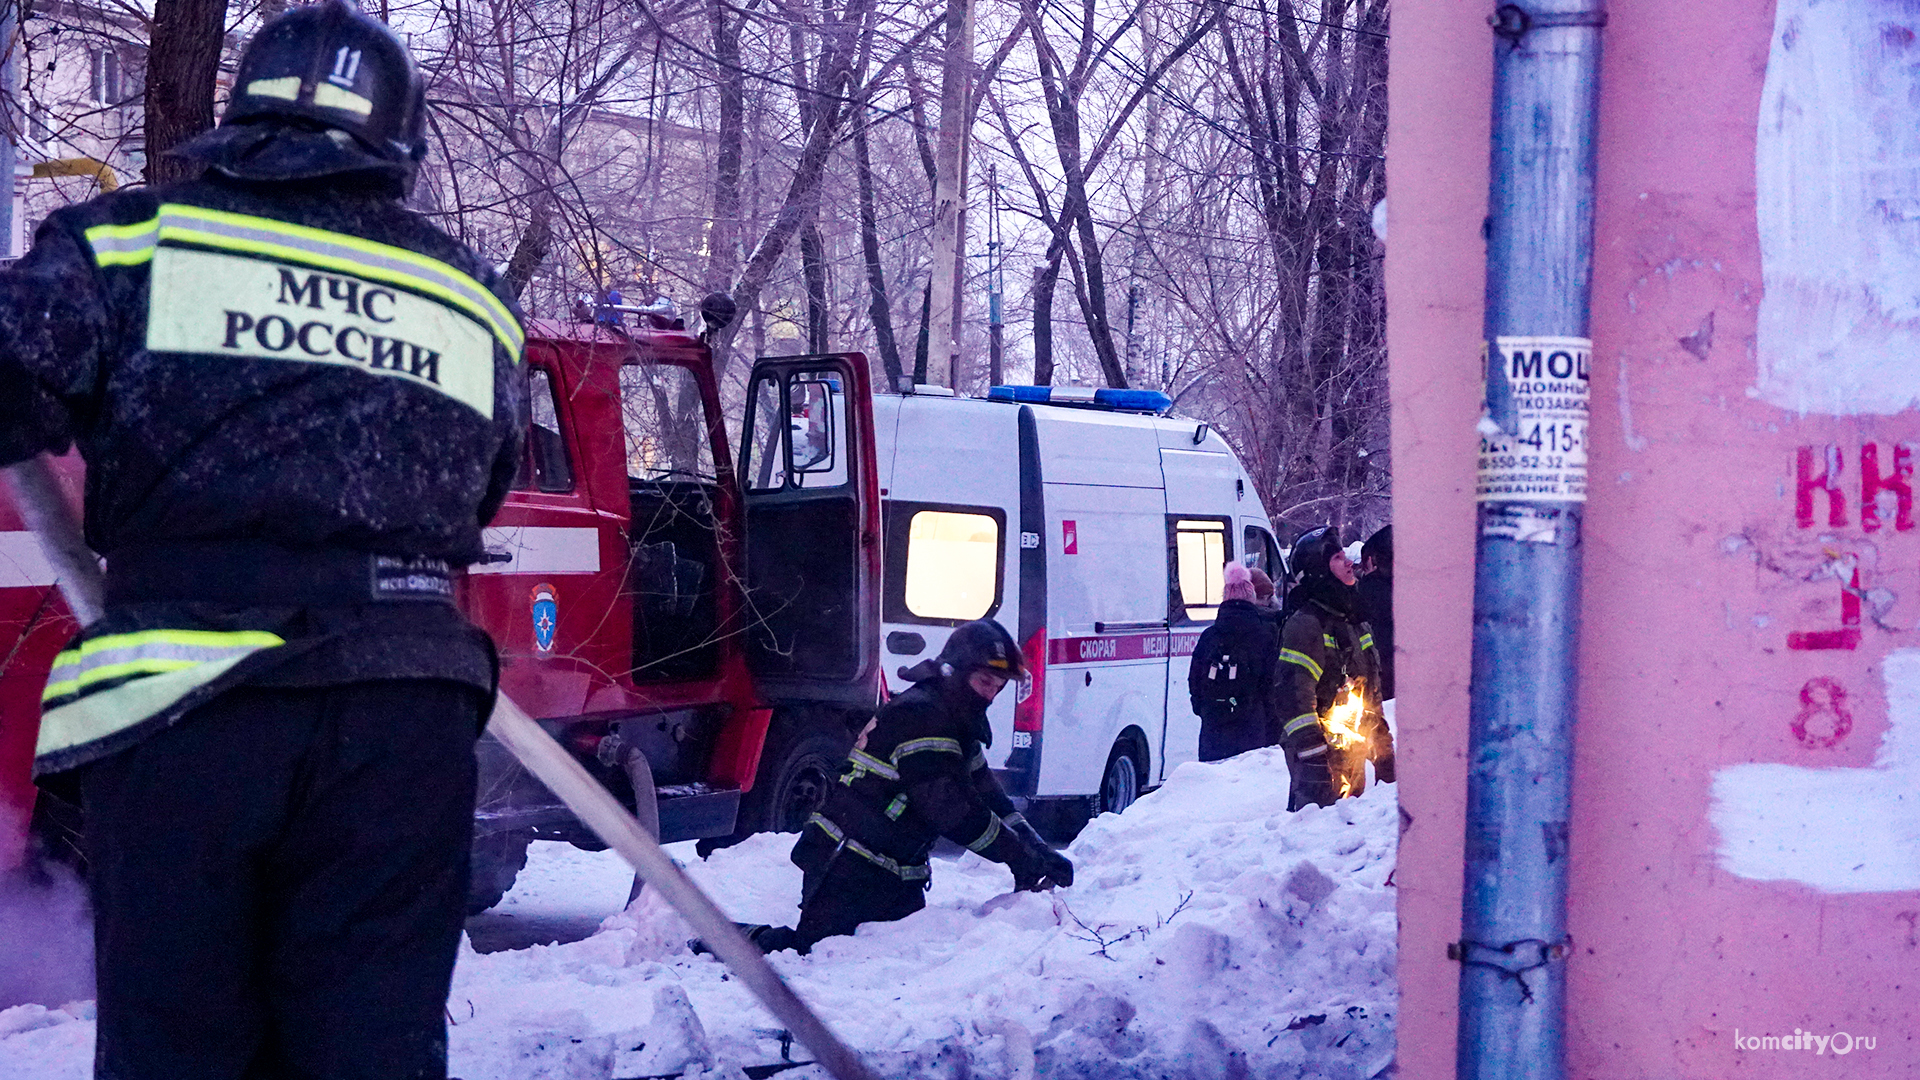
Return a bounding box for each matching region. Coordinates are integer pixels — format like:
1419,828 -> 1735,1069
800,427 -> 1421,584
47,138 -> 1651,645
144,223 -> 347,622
1796,445 -> 1846,528
1861,442 -> 1914,533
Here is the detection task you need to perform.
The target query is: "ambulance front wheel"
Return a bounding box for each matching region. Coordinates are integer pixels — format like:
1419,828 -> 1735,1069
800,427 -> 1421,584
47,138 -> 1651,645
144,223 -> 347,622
1098,737 -> 1147,817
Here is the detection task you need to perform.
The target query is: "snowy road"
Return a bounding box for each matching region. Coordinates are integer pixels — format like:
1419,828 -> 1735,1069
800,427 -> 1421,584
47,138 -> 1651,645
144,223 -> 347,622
0,748 -> 1399,1079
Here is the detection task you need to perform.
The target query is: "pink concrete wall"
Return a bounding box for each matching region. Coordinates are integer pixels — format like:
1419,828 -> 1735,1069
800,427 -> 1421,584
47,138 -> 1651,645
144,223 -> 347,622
1390,1 -> 1920,1075
1383,1 -> 1487,1076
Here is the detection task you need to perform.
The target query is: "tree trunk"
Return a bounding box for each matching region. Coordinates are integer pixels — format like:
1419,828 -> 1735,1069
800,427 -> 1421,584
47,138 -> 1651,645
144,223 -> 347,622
707,0 -> 745,293
923,0 -> 973,388
801,220 -> 829,352
143,0 -> 227,184
854,114 -> 905,386
1031,256 -> 1061,386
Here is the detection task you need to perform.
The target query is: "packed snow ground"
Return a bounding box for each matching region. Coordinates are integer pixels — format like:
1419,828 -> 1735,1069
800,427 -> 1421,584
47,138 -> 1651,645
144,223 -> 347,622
0,748 -> 1398,1079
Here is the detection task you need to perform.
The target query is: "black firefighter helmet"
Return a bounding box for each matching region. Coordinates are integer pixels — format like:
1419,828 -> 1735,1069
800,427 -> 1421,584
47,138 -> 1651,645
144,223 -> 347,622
1286,525 -> 1345,583
172,0 -> 427,191
899,619 -> 1028,685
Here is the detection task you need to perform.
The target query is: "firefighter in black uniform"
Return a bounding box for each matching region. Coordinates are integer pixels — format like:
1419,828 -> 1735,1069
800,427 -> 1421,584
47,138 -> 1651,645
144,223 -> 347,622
0,4 -> 525,1077
1276,528 -> 1396,809
746,620 -> 1073,954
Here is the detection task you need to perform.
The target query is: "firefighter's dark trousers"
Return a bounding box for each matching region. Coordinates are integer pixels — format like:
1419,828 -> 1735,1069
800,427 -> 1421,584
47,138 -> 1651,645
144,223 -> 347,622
78,681 -> 484,1080
752,840 -> 927,955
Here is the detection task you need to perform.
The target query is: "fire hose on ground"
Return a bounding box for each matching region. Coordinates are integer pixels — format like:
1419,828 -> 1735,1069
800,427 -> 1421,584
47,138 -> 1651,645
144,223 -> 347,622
3,454 -> 878,1080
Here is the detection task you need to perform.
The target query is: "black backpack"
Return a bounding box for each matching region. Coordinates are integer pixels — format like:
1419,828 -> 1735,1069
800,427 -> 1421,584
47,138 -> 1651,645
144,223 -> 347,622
1189,623 -> 1269,723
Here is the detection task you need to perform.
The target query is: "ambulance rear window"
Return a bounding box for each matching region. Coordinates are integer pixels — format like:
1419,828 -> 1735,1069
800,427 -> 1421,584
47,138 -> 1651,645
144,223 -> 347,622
883,503 -> 1007,625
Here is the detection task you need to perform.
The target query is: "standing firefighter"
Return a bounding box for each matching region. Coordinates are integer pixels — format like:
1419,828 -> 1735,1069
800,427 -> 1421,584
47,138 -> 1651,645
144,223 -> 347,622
0,4 -> 525,1076
1188,562 -> 1282,761
746,620 -> 1073,954
1276,528 -> 1397,809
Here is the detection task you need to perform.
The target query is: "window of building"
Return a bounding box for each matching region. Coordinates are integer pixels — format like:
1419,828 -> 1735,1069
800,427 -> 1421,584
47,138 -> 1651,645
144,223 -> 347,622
884,502 -> 1005,624
91,48 -> 121,106
513,367 -> 573,492
1169,517 -> 1232,622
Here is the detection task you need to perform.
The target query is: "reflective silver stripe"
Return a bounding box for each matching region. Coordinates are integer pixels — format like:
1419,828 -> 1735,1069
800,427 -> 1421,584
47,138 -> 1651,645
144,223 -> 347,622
1360,633 -> 1375,651
892,736 -> 963,763
885,794 -> 909,820
966,814 -> 1002,854
1279,649 -> 1324,681
85,217 -> 160,264
969,748 -> 988,771
1296,744 -> 1329,759
846,748 -> 900,780
84,205 -> 523,357
1283,713 -> 1321,736
44,629 -> 284,703
806,814 -> 931,880
1004,813 -> 1028,829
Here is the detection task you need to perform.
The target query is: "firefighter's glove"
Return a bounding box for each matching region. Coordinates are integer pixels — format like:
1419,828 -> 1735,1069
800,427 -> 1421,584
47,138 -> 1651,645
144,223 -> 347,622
1037,848 -> 1075,889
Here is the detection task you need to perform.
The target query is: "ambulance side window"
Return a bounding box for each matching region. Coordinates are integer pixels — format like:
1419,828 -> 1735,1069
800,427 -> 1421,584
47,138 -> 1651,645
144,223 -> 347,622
514,367 -> 574,492
1244,525 -> 1280,576
883,501 -> 1005,624
1168,517 -> 1232,623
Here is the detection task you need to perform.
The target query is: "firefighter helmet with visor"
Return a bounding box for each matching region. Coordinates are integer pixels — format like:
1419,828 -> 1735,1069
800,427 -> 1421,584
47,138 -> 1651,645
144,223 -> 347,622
1286,525 -> 1345,583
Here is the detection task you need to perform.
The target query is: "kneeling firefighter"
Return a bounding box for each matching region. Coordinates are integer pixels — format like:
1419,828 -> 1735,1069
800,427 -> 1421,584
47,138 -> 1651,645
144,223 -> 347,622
747,620 -> 1073,954
1276,528 -> 1396,809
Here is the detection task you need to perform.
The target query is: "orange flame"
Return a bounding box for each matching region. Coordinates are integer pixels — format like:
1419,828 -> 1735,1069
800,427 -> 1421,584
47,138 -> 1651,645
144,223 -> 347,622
1323,681 -> 1369,750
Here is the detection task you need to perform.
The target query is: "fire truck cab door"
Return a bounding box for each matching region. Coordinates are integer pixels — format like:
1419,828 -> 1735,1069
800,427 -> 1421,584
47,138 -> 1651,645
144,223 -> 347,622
737,354 -> 882,707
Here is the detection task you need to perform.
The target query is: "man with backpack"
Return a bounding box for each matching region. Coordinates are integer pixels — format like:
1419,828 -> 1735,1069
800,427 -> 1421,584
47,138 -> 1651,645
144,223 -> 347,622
1188,563 -> 1283,762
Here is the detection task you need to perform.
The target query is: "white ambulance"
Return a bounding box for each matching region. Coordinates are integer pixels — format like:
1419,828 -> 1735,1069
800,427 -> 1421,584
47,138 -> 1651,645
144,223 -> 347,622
872,384 -> 1283,828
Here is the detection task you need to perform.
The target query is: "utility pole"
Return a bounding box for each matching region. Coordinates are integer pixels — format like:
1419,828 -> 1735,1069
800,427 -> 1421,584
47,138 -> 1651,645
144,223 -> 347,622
1455,4 -> 1604,1080
924,0 -> 972,388
987,162 -> 1003,387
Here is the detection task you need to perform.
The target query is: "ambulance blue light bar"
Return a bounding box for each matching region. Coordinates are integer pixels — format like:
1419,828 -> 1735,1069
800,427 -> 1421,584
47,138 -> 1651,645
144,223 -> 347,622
986,385 -> 1173,414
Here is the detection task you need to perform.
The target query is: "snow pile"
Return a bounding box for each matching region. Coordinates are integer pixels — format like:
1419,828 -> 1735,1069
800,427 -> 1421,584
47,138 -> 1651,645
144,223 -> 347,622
0,748 -> 1398,1079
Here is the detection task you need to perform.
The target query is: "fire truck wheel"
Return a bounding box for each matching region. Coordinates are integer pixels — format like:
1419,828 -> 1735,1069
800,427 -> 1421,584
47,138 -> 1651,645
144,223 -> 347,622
467,830 -> 532,915
747,714 -> 855,836
1098,738 -> 1146,817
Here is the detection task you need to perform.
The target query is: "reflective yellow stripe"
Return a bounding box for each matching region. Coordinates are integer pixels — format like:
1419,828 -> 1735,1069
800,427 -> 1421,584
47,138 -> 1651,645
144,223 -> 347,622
806,814 -> 931,881
44,629 -> 285,701
1359,633 -> 1375,651
1279,649 -> 1323,681
1324,634 -> 1338,649
885,794 -> 909,820
36,653 -> 260,762
966,814 -> 1001,853
42,658 -> 199,699
84,205 -> 523,358
892,736 -> 963,763
1283,713 -> 1321,736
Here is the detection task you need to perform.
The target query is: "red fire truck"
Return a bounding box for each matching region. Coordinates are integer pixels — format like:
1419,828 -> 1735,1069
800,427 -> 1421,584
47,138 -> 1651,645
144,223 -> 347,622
0,315 -> 885,912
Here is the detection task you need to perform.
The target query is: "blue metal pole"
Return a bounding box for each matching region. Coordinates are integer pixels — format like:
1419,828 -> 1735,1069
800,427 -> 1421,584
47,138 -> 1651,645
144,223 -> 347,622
1457,3 -> 1604,1080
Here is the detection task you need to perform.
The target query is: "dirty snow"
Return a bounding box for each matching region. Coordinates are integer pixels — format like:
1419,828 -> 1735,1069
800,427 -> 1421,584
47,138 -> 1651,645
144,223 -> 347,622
0,748 -> 1398,1079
